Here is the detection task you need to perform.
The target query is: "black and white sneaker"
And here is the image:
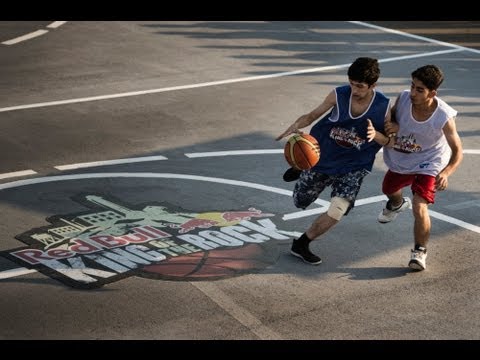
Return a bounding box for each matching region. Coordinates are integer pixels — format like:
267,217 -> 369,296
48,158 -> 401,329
378,197 -> 411,223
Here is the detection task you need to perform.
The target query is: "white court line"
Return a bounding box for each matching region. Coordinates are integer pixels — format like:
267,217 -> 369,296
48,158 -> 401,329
5,150 -> 479,180
285,195 -> 480,234
377,49 -> 462,64
47,21 -> 67,29
3,149 -> 477,181
0,172 -> 296,195
192,282 -> 283,340
0,267 -> 37,279
186,149 -> 480,157
350,195 -> 388,206
351,21 -> 480,55
379,149 -> 480,154
185,149 -> 283,158
429,210 -> 480,233
283,195 -> 389,220
0,21 -> 474,111
0,169 -> 37,180
2,29 -> 48,45
55,155 -> 168,170
0,49 -> 465,113
283,206 -> 327,220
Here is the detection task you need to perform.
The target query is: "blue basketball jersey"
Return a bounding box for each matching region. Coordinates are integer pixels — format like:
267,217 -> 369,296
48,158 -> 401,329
310,85 -> 390,174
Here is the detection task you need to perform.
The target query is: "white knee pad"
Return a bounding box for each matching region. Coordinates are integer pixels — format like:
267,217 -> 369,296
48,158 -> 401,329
327,197 -> 351,221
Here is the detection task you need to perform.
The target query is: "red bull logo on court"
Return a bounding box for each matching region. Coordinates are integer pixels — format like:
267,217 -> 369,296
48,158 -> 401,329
175,208 -> 273,233
1,194 -> 297,289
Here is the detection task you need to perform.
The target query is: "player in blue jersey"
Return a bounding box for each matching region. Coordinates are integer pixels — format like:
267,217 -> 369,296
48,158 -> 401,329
276,57 -> 393,265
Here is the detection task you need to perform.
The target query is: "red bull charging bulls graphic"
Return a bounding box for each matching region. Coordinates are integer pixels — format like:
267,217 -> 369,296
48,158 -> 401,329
1,194 -> 297,289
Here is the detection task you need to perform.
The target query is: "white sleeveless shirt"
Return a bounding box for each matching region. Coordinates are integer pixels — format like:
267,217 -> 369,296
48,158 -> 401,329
383,90 -> 457,176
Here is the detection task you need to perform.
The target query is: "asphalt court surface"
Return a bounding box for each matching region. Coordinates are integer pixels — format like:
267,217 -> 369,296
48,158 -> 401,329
0,21 -> 479,341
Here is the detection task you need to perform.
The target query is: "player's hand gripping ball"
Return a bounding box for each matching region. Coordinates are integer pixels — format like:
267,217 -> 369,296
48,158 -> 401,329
284,134 -> 320,170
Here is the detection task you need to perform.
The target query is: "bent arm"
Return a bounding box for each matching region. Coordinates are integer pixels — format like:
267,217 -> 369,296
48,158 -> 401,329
366,100 -> 396,146
441,117 -> 463,177
436,117 -> 463,190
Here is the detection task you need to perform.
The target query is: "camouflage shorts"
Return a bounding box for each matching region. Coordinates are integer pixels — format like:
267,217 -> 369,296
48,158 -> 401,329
293,168 -> 370,212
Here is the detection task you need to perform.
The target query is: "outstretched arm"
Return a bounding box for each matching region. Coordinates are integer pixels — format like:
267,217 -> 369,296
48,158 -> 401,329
276,90 -> 336,141
436,117 -> 463,190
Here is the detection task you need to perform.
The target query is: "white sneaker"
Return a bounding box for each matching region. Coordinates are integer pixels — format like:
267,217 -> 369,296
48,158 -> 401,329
408,248 -> 427,271
377,197 -> 411,223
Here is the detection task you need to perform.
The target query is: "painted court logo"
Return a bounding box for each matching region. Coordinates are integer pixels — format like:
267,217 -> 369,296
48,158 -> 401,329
2,194 -> 296,289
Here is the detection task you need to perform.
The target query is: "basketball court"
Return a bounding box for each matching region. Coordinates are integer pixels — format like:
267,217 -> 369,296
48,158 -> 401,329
0,21 -> 479,340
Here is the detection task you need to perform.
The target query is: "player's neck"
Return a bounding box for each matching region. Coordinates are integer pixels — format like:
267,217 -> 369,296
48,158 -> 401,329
412,98 -> 437,121
413,98 -> 436,112
353,89 -> 374,104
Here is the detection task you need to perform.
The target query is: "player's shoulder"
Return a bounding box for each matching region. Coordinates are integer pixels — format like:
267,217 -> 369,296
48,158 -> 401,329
436,97 -> 458,119
335,84 -> 351,93
374,89 -> 390,106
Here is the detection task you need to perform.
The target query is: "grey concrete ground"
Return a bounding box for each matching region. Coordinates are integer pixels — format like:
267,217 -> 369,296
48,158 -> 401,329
0,21 -> 479,344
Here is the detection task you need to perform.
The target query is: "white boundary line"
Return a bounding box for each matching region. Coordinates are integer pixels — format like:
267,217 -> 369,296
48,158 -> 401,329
54,155 -> 168,170
185,149 -> 479,158
429,210 -> 480,233
0,170 -> 37,180
47,21 -> 67,29
2,29 -> 48,45
2,148 -> 477,181
2,21 -> 67,46
192,281 -> 283,339
185,149 -> 283,158
0,20 -> 476,110
0,267 -> 37,279
351,21 -> 480,55
0,49 -> 464,113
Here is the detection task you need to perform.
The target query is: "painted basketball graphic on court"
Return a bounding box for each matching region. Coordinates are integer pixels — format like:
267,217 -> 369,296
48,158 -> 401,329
142,243 -> 276,280
2,193 -> 293,289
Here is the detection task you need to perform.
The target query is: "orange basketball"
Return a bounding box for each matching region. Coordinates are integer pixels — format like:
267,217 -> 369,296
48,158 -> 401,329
284,133 -> 320,170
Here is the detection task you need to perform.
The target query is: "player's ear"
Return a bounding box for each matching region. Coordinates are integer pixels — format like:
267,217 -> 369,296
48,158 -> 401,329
370,82 -> 377,89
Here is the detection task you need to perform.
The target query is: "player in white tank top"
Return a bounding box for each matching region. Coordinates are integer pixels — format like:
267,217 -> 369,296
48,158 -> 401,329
383,90 -> 456,177
367,65 -> 463,271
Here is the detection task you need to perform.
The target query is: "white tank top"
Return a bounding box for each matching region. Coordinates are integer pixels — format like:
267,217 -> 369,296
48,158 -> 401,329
383,90 -> 457,176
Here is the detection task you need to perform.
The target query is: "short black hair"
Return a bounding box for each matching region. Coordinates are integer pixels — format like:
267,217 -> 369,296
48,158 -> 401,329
411,65 -> 444,91
347,57 -> 380,86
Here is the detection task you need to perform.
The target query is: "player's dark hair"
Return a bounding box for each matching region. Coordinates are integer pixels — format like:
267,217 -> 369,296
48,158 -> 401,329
411,64 -> 444,91
348,57 -> 380,86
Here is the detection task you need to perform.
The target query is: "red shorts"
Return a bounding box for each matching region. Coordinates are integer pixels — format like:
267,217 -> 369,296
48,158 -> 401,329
382,170 -> 436,204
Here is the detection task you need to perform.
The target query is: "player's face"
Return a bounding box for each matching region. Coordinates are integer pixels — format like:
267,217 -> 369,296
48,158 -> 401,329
349,80 -> 372,99
410,78 -> 436,105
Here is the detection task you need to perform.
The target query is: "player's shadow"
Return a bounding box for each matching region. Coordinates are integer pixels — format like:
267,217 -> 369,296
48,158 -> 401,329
336,266 -> 411,280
